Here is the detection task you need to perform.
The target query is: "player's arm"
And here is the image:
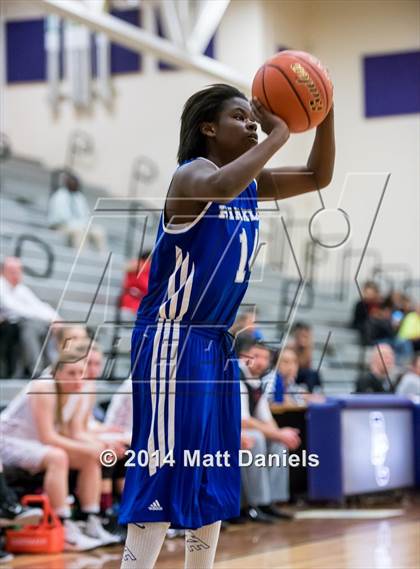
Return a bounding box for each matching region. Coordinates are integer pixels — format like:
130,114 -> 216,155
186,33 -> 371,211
172,112 -> 290,205
256,105 -> 335,201
29,381 -> 104,456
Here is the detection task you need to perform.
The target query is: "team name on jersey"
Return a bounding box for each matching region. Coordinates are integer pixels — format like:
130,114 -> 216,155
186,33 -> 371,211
218,205 -> 259,222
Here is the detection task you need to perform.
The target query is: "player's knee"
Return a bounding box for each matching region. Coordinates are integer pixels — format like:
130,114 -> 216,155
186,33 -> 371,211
46,447 -> 69,471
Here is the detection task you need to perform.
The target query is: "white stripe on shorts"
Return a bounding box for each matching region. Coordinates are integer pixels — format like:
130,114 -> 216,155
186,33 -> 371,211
147,319 -> 163,476
147,246 -> 194,476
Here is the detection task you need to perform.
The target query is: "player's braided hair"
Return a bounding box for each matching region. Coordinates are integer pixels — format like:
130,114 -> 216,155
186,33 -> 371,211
177,83 -> 247,164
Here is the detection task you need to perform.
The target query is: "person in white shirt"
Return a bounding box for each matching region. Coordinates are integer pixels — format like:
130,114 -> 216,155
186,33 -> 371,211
0,350 -> 118,550
396,353 -> 420,401
104,377 -> 133,437
47,173 -> 107,252
0,256 -> 58,375
238,339 -> 300,522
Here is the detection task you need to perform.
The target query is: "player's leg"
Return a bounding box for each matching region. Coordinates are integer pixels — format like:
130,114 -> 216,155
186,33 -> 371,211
120,324 -> 171,567
240,429 -> 272,508
89,225 -> 107,252
184,520 -> 222,569
67,447 -> 120,546
121,522 -> 170,569
266,439 -> 290,503
66,447 -> 101,512
39,447 -> 70,514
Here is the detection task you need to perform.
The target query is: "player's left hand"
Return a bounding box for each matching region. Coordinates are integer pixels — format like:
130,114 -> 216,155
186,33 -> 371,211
251,97 -> 290,138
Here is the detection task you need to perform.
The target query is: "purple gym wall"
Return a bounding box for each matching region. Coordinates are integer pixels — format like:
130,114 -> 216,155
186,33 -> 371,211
363,50 -> 420,117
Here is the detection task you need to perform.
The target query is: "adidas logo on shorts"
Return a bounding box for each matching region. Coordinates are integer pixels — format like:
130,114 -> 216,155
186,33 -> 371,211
148,499 -> 163,511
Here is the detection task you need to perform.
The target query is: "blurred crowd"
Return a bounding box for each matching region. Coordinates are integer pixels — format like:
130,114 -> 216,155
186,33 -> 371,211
351,280 -> 420,393
0,196 -> 419,559
351,280 -> 419,361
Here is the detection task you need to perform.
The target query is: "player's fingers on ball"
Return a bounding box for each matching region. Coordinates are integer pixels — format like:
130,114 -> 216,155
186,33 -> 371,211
250,101 -> 260,117
251,105 -> 263,124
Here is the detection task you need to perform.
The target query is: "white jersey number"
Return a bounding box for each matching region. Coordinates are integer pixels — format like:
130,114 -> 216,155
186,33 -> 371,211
235,228 -> 259,283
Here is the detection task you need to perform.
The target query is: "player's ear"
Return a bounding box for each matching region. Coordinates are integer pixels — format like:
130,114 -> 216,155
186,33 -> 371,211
200,122 -> 216,138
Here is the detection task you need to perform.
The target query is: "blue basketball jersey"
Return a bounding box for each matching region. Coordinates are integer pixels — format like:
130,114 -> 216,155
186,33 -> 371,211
137,157 -> 259,328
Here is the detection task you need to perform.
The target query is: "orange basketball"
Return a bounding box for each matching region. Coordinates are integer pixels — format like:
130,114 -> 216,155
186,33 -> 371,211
252,50 -> 333,133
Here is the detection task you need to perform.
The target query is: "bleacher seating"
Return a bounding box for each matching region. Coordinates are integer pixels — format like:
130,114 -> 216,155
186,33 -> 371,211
1,154 -> 367,404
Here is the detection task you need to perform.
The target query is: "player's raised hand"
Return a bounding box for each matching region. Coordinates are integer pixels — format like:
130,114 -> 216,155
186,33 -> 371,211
251,97 -> 290,139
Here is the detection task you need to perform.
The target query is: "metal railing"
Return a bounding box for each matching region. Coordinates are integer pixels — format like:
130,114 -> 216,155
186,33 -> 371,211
124,156 -> 159,260
64,130 -> 94,170
14,234 -> 55,279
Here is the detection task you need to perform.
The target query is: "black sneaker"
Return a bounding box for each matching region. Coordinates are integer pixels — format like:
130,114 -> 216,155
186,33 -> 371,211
0,549 -> 14,564
226,508 -> 249,525
258,504 -> 294,520
0,493 -> 42,527
101,511 -> 127,542
247,506 -> 277,524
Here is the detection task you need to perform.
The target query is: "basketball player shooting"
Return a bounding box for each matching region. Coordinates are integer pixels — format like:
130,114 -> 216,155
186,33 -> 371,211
119,83 -> 335,568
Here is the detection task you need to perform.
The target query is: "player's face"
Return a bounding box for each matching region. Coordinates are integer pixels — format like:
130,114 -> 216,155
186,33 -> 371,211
248,346 -> 270,377
85,350 -> 103,380
56,361 -> 85,393
59,327 -> 88,350
278,350 -> 299,380
214,97 -> 258,158
3,261 -> 23,287
371,346 -> 395,377
295,328 -> 312,348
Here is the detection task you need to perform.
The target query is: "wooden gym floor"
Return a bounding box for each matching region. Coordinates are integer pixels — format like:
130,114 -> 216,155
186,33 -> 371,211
8,495 -> 420,569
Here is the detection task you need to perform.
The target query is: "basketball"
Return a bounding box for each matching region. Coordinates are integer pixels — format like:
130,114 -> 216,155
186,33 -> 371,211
252,50 -> 334,133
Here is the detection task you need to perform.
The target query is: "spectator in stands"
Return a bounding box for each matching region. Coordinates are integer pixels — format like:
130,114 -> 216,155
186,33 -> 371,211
104,377 -> 132,441
355,344 -> 395,393
68,341 -> 127,521
0,350 -> 121,551
47,172 -> 107,252
0,308 -> 20,378
396,353 -> 420,399
118,253 -> 151,321
0,256 -> 59,376
238,339 -> 300,523
230,309 -> 264,342
290,322 -> 323,393
368,302 -> 413,365
277,347 -> 312,406
39,326 -> 90,380
56,325 -> 90,350
351,281 -> 381,345
103,378 -> 133,505
398,303 -> 420,352
267,347 -> 325,406
384,290 -> 412,321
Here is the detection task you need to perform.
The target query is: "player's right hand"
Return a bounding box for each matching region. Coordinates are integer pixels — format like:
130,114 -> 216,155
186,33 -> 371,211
251,97 -> 290,139
277,427 -> 301,450
108,440 -> 127,459
85,441 -> 108,459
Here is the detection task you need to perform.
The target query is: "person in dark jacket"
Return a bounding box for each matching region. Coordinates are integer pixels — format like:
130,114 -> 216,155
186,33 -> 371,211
355,343 -> 395,393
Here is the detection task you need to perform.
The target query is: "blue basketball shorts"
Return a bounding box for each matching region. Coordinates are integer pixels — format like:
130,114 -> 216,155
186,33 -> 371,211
118,319 -> 241,530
